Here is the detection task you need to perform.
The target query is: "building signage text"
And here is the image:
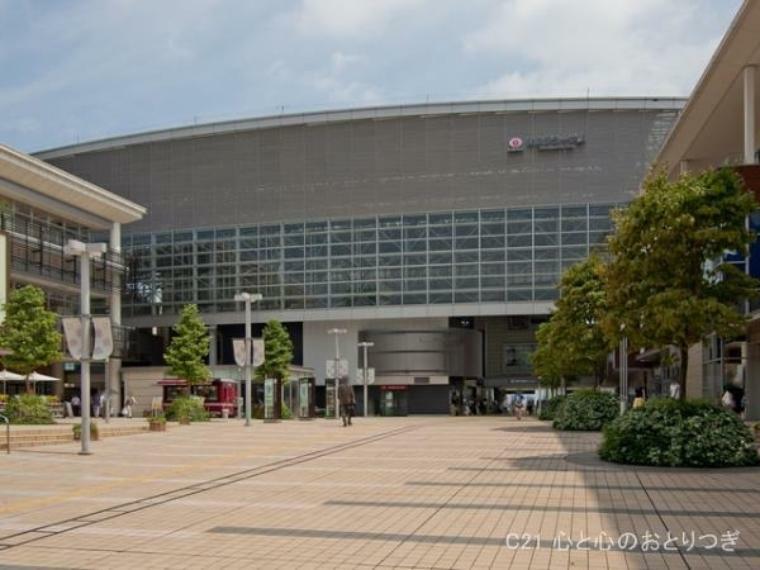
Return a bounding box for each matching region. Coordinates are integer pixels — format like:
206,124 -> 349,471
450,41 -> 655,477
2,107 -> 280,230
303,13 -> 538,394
507,134 -> 585,153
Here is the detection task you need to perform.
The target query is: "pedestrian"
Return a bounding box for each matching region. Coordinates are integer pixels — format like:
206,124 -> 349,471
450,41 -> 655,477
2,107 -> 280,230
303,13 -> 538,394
93,391 -> 101,418
337,378 -> 355,427
123,395 -> 136,419
632,387 -> 646,409
513,392 -> 525,421
71,394 -> 81,417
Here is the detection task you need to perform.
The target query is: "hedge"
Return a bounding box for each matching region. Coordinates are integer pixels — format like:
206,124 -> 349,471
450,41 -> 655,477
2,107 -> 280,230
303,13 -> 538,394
552,390 -> 618,431
599,398 -> 759,467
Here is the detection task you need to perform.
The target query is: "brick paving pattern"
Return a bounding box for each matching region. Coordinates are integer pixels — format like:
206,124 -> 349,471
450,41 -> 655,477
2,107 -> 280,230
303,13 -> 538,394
0,416 -> 758,569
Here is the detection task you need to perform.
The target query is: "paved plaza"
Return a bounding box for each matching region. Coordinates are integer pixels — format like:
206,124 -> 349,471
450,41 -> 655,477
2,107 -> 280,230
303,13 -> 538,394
0,416 -> 758,569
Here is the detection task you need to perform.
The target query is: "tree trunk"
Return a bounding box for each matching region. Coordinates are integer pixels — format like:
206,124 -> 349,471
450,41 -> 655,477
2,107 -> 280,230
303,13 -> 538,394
678,345 -> 688,401
25,374 -> 32,395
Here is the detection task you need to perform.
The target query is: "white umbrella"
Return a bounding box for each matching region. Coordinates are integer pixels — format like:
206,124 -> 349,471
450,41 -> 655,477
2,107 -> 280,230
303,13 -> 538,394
0,370 -> 24,395
0,370 -> 24,381
28,372 -> 60,382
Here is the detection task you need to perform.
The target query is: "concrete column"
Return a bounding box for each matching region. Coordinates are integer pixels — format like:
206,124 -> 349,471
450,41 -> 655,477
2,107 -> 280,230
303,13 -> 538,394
744,65 -> 756,165
109,222 -> 123,415
208,325 -> 218,367
745,342 -> 760,421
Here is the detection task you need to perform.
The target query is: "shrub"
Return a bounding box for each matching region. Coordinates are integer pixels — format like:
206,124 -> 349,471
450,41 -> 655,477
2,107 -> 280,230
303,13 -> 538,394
165,396 -> 209,422
552,390 -> 618,431
599,398 -> 759,467
5,394 -> 54,424
538,395 -> 567,421
73,421 -> 99,440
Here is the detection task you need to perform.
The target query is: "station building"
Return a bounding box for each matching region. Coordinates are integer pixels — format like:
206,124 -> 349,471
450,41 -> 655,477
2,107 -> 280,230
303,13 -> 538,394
36,98 -> 683,414
654,0 -> 760,419
0,144 -> 145,403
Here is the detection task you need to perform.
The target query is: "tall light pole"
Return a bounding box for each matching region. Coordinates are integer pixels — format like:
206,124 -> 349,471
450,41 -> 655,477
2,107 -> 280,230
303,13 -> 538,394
64,239 -> 107,456
234,292 -> 263,427
358,341 -> 374,417
327,328 -> 347,420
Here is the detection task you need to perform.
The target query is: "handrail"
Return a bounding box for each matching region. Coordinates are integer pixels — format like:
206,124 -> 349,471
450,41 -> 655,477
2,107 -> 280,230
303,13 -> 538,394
0,413 -> 9,454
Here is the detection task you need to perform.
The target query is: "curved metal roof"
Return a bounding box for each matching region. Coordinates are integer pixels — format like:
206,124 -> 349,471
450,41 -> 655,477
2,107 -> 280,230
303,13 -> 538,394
35,97 -> 685,160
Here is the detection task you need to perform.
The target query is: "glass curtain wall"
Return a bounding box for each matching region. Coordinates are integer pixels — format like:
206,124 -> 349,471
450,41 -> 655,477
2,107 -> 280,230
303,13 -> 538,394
122,203 -> 618,317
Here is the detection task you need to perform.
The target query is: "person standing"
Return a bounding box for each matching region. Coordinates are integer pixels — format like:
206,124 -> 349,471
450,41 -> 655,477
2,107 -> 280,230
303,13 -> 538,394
513,392 -> 525,421
338,378 -> 355,427
92,391 -> 102,418
71,394 -> 81,417
124,394 -> 136,419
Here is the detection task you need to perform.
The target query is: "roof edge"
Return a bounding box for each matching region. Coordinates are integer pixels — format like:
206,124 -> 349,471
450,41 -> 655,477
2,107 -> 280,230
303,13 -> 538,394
35,97 -> 686,160
0,144 -> 146,224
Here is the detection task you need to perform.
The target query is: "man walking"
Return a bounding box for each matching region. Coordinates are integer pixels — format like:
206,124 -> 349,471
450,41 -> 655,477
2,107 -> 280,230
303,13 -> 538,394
338,378 -> 356,427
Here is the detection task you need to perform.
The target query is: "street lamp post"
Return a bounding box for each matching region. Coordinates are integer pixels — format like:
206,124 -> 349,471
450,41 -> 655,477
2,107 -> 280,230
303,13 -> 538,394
327,328 -> 347,420
358,341 -> 374,417
64,239 -> 107,456
234,292 -> 263,427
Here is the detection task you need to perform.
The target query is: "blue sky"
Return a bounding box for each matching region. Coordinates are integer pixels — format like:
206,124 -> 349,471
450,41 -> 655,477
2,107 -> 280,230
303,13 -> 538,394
0,0 -> 742,152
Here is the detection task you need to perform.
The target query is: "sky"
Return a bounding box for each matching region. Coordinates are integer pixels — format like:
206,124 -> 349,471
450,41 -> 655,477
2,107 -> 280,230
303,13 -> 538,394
0,0 -> 743,152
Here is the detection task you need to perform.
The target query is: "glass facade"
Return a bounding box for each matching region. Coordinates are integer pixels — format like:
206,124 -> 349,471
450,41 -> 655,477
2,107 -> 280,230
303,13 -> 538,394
122,203 -> 619,317
0,200 -> 123,301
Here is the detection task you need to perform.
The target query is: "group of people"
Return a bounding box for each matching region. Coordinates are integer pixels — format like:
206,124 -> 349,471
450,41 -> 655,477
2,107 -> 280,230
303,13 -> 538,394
449,391 -> 535,418
66,392 -> 136,418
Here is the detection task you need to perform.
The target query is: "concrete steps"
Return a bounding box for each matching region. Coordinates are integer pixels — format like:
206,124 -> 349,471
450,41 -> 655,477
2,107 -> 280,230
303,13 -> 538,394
0,422 -> 149,451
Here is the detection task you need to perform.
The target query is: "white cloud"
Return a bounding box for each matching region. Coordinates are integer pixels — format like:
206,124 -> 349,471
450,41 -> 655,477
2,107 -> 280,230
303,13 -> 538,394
464,0 -> 733,98
291,0 -> 431,38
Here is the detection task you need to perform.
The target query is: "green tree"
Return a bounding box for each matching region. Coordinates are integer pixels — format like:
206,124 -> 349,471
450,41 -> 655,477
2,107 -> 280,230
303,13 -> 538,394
255,320 -> 294,382
603,168 -> 758,399
532,255 -> 609,387
164,304 -> 210,385
0,285 -> 62,393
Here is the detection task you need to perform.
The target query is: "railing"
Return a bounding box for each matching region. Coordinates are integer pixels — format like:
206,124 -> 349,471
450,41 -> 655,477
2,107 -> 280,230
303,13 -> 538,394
9,232 -> 124,293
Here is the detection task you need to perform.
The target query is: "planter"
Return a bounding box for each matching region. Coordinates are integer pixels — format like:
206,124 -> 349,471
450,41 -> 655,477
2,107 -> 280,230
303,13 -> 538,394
179,417 -> 191,425
149,420 -> 167,432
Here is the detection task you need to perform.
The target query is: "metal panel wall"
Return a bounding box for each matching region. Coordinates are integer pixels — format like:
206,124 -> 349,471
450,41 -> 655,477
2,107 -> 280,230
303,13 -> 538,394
47,108 -> 678,233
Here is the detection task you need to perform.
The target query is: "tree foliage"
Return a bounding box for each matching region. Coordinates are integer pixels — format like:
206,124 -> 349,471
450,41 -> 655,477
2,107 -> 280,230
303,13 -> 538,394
603,168 -> 758,397
0,285 -> 62,392
255,320 -> 294,382
532,255 -> 609,386
164,304 -> 210,385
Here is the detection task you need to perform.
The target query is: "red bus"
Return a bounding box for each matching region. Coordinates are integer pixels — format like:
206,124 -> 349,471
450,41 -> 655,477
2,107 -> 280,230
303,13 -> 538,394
158,379 -> 238,417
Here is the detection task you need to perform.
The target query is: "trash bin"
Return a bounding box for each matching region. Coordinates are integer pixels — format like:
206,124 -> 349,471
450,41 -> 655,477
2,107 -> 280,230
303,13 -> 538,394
222,408 -> 229,420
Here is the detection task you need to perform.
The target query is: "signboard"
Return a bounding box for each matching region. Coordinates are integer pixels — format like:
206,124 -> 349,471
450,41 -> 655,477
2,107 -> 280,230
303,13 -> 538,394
299,379 -> 309,418
253,338 -> 265,367
233,338 -> 264,367
325,380 -> 336,418
326,358 -> 349,379
264,378 -> 275,420
507,133 -> 585,153
232,338 -> 247,367
356,368 -> 375,385
62,317 -> 84,360
91,317 -> 114,360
